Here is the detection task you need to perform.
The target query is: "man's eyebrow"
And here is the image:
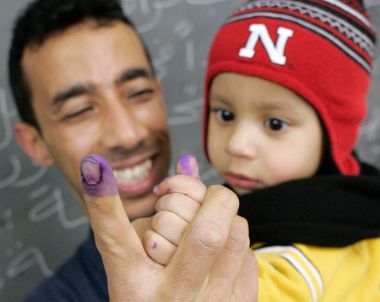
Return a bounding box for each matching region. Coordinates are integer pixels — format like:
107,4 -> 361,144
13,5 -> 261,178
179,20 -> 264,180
115,68 -> 152,85
52,84 -> 91,107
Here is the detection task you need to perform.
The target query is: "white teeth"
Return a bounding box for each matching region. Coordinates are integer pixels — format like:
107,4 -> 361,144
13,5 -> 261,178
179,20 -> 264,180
113,160 -> 152,185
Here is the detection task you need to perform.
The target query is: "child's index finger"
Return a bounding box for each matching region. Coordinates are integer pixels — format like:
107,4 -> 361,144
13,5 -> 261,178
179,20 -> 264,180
153,154 -> 206,202
176,153 -> 200,178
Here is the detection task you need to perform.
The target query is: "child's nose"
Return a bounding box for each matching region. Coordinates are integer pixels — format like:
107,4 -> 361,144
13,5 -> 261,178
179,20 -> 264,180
226,122 -> 258,159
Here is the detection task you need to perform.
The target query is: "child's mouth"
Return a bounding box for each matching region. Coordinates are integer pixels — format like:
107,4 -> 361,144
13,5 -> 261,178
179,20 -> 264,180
224,173 -> 262,190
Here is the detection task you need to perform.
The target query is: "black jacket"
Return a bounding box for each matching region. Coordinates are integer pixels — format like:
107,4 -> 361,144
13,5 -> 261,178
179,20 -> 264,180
237,163 -> 380,247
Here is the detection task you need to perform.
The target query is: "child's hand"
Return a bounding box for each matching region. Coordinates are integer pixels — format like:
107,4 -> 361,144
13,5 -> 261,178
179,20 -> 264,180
144,154 -> 206,265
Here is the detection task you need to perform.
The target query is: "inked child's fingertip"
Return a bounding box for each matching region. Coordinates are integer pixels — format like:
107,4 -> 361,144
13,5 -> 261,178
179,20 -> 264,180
176,153 -> 200,178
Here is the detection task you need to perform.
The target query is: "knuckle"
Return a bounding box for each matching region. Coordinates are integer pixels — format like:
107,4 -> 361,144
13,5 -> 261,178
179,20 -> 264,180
143,231 -> 175,266
191,177 -> 207,191
156,193 -> 181,211
227,231 -> 249,253
154,196 -> 167,212
152,210 -> 172,230
95,231 -> 127,259
208,185 -> 240,210
163,193 -> 181,208
208,184 -> 222,192
228,217 -> 250,250
143,230 -> 160,253
235,216 -> 249,235
190,222 -> 227,252
143,229 -> 156,246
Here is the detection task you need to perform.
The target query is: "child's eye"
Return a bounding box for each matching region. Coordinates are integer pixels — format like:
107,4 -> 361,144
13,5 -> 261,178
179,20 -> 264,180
212,108 -> 235,122
265,118 -> 288,131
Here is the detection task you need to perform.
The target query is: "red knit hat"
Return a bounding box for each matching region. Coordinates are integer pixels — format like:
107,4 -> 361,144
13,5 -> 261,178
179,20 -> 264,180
204,0 -> 376,175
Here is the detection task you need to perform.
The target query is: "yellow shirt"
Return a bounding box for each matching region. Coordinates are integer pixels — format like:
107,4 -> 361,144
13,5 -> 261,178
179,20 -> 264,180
256,239 -> 380,301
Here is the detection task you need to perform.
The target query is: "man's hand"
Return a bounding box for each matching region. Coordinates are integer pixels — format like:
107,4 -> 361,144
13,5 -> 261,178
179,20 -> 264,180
138,154 -> 205,265
80,154 -> 258,302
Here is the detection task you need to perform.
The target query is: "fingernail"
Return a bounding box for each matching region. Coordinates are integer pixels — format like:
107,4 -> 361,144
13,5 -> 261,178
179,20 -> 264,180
153,176 -> 172,196
80,154 -> 118,197
176,153 -> 199,178
158,176 -> 170,185
81,157 -> 101,185
153,185 -> 158,194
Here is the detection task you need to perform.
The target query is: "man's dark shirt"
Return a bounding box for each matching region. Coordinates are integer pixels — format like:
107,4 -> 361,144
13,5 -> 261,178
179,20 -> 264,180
24,231 -> 108,301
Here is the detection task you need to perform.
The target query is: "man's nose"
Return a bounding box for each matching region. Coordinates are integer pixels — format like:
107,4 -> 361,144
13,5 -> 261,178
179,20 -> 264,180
226,122 -> 258,159
100,100 -> 148,150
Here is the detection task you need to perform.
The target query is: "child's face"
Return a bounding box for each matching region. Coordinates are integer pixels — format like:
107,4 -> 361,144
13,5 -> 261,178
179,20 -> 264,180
207,73 -> 323,195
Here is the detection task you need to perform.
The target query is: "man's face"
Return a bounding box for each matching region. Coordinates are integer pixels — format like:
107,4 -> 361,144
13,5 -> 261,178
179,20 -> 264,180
207,73 -> 323,195
18,21 -> 170,219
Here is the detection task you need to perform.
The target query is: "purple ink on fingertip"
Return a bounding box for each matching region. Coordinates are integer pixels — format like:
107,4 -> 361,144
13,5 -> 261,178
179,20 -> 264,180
176,153 -> 199,178
81,157 -> 101,185
80,154 -> 119,197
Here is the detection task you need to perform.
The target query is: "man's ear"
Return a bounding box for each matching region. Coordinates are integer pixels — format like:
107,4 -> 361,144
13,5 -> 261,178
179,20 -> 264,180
14,122 -> 54,166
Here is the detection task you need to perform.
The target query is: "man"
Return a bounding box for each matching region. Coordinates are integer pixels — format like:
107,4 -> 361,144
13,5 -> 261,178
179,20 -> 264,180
10,0 -> 170,222
9,0 -> 256,300
9,0 -> 167,299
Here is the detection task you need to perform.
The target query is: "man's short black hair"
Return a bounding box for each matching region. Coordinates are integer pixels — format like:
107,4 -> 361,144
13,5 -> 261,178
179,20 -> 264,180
8,0 -> 154,130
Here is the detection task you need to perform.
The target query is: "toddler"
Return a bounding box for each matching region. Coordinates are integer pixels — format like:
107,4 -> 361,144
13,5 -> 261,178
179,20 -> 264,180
144,0 -> 380,301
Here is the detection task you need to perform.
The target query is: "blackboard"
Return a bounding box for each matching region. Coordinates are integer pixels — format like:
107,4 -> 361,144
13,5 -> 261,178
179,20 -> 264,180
0,1 -> 379,301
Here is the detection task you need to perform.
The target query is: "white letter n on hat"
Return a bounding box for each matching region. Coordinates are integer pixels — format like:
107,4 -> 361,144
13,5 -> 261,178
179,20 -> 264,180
239,24 -> 294,65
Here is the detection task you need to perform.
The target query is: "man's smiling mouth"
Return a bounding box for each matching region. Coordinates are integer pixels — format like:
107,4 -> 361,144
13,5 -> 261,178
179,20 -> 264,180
113,159 -> 152,185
